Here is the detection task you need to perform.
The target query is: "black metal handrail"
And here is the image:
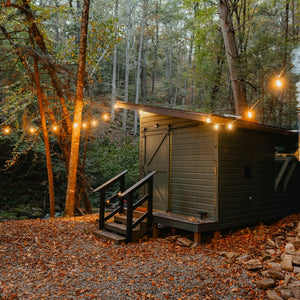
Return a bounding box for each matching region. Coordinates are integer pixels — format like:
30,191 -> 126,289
94,170 -> 128,230
119,171 -> 156,242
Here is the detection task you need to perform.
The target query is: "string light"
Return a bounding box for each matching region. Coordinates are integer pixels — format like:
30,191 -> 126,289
3,127 -> 11,135
73,122 -> 78,128
82,122 -> 88,129
228,123 -> 233,130
52,125 -> 59,132
275,78 -> 283,88
29,127 -> 36,134
214,124 -> 219,130
91,120 -> 97,126
247,110 -> 254,119
206,117 -> 211,123
102,114 -> 109,121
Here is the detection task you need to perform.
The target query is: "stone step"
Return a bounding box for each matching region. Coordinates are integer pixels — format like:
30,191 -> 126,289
93,229 -> 126,244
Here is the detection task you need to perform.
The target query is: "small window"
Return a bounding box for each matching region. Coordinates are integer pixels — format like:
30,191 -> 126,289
244,165 -> 251,179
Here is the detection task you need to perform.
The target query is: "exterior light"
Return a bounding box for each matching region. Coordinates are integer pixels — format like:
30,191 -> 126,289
228,123 -> 233,130
52,125 -> 59,132
275,78 -> 282,88
247,110 -> 253,119
3,127 -> 11,135
29,127 -> 36,134
214,124 -> 219,130
82,122 -> 88,129
206,117 -> 211,123
139,110 -> 143,115
91,120 -> 97,126
73,123 -> 78,128
102,114 -> 109,121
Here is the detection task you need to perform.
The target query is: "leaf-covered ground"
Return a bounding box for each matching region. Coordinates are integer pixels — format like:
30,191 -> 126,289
1,214 -> 299,299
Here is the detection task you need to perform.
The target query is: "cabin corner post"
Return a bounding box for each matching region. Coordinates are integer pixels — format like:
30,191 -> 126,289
99,188 -> 106,229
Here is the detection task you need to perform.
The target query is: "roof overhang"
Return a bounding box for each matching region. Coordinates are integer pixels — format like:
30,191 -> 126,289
115,101 -> 296,136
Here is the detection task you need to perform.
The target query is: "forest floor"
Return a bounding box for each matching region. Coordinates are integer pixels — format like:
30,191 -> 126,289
1,213 -> 300,300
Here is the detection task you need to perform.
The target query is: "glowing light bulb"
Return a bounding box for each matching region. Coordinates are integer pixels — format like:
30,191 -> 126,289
228,123 -> 233,130
73,123 -> 78,128
29,127 -> 36,134
4,127 -> 11,134
91,120 -> 97,126
206,117 -> 211,123
275,78 -> 282,88
52,125 -> 58,132
103,114 -> 109,121
214,124 -> 219,130
247,110 -> 253,119
82,122 -> 87,129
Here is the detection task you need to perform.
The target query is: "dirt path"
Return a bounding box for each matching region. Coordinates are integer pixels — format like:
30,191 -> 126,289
1,214 -> 285,299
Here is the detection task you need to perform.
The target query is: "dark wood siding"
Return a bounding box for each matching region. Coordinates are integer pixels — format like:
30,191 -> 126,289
140,113 -> 218,219
171,124 -> 217,219
218,128 -> 300,229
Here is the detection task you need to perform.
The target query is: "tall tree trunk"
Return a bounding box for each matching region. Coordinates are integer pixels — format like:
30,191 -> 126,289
151,0 -> 159,95
33,56 -> 56,219
65,0 -> 90,217
134,0 -> 146,136
111,0 -> 119,121
218,0 -> 248,116
122,2 -> 134,135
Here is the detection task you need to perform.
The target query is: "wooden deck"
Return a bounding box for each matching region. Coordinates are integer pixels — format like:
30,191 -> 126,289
152,211 -> 217,233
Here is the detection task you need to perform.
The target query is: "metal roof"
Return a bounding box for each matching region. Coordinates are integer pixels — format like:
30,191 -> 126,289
115,101 -> 296,136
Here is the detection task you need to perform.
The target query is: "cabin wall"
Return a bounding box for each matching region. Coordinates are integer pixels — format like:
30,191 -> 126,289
140,113 -> 218,219
218,128 -> 299,229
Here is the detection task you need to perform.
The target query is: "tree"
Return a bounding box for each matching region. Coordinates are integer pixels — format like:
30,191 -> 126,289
217,0 -> 248,116
65,0 -> 90,217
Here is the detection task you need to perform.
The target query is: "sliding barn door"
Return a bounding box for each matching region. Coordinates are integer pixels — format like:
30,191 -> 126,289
142,130 -> 170,211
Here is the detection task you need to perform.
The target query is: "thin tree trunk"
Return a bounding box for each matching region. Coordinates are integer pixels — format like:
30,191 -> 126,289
122,3 -> 134,135
134,0 -> 146,136
33,57 -> 56,218
151,0 -> 159,95
111,0 -> 119,121
65,0 -> 90,217
218,0 -> 248,116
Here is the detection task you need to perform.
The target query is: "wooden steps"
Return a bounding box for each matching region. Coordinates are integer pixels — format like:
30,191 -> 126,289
93,209 -> 149,244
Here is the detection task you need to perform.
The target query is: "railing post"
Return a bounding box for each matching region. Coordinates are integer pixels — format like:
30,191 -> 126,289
126,192 -> 133,243
147,176 -> 153,230
99,188 -> 106,230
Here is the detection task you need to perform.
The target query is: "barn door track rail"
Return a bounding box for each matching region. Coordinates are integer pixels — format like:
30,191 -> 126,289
93,170 -> 156,244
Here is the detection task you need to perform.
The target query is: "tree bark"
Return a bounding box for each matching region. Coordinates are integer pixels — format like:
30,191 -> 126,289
33,56 -> 56,218
134,0 -> 147,136
65,0 -> 90,217
218,0 -> 248,116
111,0 -> 119,121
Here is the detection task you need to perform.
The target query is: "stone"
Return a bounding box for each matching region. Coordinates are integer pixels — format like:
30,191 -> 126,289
246,259 -> 263,270
267,262 -> 282,269
280,288 -> 293,300
268,239 -> 277,248
266,290 -> 283,300
293,266 -> 300,274
256,278 -> 275,290
266,249 -> 277,255
176,237 -> 193,247
268,269 -> 285,280
281,256 -> 294,272
262,253 -> 273,262
292,255 -> 300,267
294,239 -> 300,250
236,254 -> 250,262
285,243 -> 296,255
291,285 -> 300,299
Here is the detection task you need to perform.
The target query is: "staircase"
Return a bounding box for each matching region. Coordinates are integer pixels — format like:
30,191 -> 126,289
94,209 -> 148,244
93,170 -> 156,244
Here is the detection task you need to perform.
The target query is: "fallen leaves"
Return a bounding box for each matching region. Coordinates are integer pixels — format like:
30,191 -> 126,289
2,213 -> 299,299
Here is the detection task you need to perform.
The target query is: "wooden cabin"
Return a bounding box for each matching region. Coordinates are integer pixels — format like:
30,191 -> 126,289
115,101 -> 300,239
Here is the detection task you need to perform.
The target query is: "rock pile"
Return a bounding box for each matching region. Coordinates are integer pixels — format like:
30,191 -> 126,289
223,221 -> 300,300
